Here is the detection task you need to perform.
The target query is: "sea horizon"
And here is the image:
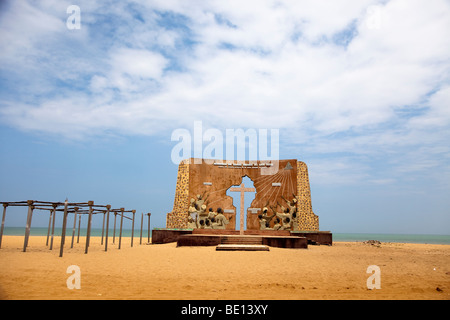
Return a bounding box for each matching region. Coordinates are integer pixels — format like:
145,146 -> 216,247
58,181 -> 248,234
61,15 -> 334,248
1,227 -> 450,245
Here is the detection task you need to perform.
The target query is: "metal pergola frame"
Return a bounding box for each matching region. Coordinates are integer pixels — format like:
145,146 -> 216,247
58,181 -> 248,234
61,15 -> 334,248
0,200 -> 151,257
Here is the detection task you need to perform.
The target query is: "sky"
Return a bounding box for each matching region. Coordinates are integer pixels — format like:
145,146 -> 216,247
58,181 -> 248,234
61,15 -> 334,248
0,0 -> 449,235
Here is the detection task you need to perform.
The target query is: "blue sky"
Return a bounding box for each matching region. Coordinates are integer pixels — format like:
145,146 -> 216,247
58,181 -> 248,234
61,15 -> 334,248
0,0 -> 449,234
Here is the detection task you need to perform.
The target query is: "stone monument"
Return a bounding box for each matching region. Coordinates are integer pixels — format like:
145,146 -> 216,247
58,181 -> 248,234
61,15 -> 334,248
166,158 -> 319,232
153,158 -> 332,247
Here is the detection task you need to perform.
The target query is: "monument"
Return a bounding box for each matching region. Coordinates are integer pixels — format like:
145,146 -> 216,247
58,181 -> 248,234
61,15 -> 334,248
153,158 -> 332,248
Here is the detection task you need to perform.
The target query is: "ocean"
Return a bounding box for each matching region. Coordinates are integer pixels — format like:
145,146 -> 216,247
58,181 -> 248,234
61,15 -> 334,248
333,233 -> 450,245
1,227 -> 450,244
1,227 -> 150,239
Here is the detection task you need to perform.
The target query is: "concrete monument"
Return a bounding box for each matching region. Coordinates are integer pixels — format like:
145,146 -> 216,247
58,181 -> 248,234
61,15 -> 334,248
166,158 -> 319,232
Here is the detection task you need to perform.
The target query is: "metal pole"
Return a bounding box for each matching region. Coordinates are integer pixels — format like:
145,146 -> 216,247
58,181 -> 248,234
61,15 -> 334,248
59,199 -> 69,257
131,210 -> 135,247
101,211 -> 106,245
85,201 -> 94,254
23,200 -> 34,252
46,208 -> 52,246
0,204 -> 8,249
147,213 -> 151,244
77,215 -> 81,243
113,212 -> 117,244
71,207 -> 78,248
105,205 -> 111,252
49,207 -> 57,250
140,213 -> 143,245
118,208 -> 124,250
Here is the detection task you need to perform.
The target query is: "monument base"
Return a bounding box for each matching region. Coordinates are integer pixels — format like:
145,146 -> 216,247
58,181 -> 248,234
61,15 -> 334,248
152,228 -> 332,247
152,228 -> 193,244
216,244 -> 270,251
291,231 -> 333,245
177,234 -> 308,249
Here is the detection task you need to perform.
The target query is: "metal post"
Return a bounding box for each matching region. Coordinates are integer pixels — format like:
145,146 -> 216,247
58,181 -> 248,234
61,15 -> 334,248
101,211 -> 106,245
105,205 -> 111,252
113,212 -> 117,244
77,215 -> 81,243
140,213 -> 143,245
118,208 -> 124,249
46,208 -> 52,246
147,213 -> 151,244
49,206 -> 57,250
85,201 -> 94,254
131,210 -> 135,247
0,204 -> 8,249
71,207 -> 78,248
23,200 -> 34,252
59,199 -> 69,257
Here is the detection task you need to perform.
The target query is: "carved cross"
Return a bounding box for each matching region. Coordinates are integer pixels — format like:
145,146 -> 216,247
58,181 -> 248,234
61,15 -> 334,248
229,183 -> 256,235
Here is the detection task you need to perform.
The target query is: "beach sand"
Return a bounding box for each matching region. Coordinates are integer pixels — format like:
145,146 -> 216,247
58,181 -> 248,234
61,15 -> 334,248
0,235 -> 449,300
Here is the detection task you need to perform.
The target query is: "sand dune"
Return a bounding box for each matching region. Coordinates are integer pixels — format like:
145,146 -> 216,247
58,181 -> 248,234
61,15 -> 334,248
0,235 -> 449,300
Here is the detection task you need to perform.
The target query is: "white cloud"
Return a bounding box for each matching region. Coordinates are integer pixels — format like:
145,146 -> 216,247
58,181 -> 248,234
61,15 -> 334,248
112,48 -> 167,79
105,47 -> 169,93
0,1 -> 64,55
0,0 -> 449,185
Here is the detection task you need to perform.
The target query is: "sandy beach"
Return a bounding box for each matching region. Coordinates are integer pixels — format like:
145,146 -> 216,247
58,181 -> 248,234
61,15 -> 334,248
0,235 -> 449,300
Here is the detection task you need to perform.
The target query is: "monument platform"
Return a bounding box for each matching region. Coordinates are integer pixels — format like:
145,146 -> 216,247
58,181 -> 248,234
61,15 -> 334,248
176,233 -> 308,249
216,244 -> 270,251
152,228 -> 332,247
291,231 -> 333,245
152,228 -> 193,244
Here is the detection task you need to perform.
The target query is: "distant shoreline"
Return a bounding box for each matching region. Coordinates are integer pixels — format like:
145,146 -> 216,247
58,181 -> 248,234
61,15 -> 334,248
2,227 -> 449,245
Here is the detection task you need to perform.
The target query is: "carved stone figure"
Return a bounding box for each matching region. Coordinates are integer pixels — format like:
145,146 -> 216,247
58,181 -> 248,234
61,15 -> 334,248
273,217 -> 282,230
291,210 -> 299,231
258,207 -> 275,230
282,194 -> 299,230
194,191 -> 209,210
212,208 -> 228,229
197,204 -> 208,228
207,207 -> 217,220
272,206 -> 291,230
281,209 -> 292,230
187,216 -> 197,229
188,198 -> 199,228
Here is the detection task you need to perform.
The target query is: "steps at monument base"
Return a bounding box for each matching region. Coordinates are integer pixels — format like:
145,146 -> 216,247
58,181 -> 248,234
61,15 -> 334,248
216,244 -> 270,251
220,236 -> 263,245
176,234 -> 308,249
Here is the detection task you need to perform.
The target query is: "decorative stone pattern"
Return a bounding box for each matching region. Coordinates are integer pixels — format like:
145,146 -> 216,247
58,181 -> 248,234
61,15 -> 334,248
296,161 -> 319,231
166,159 -> 190,228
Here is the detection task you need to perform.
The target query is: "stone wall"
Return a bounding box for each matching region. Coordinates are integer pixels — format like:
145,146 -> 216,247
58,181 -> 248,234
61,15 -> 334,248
166,159 -> 320,231
166,159 -> 190,228
296,161 -> 319,231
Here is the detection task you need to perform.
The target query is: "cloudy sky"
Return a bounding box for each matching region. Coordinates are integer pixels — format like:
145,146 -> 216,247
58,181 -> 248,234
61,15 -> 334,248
0,0 -> 449,234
